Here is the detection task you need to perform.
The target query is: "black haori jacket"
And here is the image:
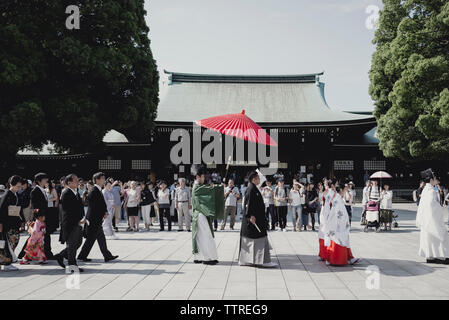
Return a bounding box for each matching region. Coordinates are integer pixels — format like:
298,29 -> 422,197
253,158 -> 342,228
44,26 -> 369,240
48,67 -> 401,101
240,182 -> 267,239
0,190 -> 23,230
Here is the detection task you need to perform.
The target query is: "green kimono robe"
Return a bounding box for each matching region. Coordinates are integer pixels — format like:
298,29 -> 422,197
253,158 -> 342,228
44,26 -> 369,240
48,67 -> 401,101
191,182 -> 224,254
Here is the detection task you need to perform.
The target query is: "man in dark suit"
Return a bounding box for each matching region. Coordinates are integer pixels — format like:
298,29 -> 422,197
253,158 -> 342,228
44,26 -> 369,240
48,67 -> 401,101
54,174 -> 86,272
18,172 -> 54,259
77,172 -> 118,263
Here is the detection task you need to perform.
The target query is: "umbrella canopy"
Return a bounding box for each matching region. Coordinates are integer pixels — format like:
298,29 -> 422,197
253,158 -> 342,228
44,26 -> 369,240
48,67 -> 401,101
195,110 -> 278,147
370,171 -> 393,179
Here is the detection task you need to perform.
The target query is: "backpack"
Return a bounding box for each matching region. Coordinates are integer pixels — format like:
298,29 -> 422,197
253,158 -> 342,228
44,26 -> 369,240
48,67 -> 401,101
274,186 -> 287,206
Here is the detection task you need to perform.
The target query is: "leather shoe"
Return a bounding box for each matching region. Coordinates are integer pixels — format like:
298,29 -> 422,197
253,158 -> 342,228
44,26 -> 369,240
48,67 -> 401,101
105,255 -> 119,262
55,254 -> 65,269
427,259 -> 441,264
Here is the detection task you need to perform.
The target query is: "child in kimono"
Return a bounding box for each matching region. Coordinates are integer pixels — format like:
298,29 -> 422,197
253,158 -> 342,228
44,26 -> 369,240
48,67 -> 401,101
20,210 -> 47,264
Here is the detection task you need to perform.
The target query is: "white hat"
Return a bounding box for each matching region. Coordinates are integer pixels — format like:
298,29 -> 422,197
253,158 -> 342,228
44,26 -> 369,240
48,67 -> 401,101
0,185 -> 6,191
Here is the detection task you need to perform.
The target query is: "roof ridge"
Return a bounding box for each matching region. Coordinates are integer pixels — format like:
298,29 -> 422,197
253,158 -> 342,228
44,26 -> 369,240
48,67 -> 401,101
164,70 -> 324,84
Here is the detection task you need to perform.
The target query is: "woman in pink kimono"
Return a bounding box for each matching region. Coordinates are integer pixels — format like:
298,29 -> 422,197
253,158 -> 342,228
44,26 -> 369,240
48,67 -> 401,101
21,210 -> 47,264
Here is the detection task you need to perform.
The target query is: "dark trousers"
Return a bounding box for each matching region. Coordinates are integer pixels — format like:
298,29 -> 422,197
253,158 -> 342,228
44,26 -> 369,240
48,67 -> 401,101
78,224 -> 112,259
59,226 -> 83,266
159,207 -> 171,231
44,208 -> 59,257
213,219 -> 218,230
276,206 -> 288,229
309,210 -> 316,229
266,204 -> 276,230
345,205 -> 352,226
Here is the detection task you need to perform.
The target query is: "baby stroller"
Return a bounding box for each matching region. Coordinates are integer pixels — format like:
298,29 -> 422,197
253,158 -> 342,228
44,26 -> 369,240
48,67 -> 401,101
363,201 -> 380,232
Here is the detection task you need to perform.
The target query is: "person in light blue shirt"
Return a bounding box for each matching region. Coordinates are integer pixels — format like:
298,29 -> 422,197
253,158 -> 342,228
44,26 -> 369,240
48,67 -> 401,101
109,180 -> 123,232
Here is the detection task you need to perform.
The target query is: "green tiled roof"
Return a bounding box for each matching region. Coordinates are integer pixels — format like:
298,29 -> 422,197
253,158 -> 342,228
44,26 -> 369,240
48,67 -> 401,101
157,71 -> 375,124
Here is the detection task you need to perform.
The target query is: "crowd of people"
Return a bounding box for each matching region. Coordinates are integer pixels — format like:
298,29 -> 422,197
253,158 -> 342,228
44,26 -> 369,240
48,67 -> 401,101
4,167 -> 449,272
0,169 -> 364,272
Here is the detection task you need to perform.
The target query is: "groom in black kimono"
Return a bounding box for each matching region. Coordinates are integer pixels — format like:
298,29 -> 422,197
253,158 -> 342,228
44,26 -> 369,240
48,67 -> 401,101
239,171 -> 277,268
77,172 -> 118,263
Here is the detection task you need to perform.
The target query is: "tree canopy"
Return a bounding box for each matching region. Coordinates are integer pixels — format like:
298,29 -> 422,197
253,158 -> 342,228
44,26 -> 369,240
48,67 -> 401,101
0,0 -> 159,157
369,0 -> 449,162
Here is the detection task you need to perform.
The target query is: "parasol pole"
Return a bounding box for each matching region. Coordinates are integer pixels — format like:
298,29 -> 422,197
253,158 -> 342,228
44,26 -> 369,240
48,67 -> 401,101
224,109 -> 245,184
224,138 -> 236,183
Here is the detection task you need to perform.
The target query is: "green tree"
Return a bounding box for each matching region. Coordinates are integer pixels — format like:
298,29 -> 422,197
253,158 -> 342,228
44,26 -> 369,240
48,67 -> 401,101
0,0 -> 159,157
369,0 -> 449,161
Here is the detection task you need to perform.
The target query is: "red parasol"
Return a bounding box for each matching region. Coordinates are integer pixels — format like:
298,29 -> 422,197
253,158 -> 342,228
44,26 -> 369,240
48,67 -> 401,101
195,110 -> 278,147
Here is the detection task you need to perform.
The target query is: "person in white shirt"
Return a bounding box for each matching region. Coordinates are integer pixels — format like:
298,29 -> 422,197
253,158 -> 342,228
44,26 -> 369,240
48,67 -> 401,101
124,181 -> 141,232
262,180 -> 275,230
274,179 -> 289,232
175,178 -> 191,232
368,180 -> 380,201
157,181 -> 171,231
343,184 -> 353,226
102,180 -> 117,239
221,179 -> 240,230
288,182 -> 304,231
348,181 -> 356,214
380,184 -> 393,210
380,184 -> 393,230
361,180 -> 371,225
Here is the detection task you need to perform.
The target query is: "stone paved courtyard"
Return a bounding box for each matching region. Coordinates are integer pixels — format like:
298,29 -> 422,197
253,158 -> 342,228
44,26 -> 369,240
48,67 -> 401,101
2,203 -> 449,300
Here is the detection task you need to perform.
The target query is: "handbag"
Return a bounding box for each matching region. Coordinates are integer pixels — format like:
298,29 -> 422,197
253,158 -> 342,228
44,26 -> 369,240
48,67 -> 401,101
8,205 -> 21,217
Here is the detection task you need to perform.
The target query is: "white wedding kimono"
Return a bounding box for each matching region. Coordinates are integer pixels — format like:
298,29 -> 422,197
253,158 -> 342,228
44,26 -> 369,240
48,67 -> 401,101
416,183 -> 449,259
324,194 -> 351,248
318,188 -> 335,240
194,213 -> 218,262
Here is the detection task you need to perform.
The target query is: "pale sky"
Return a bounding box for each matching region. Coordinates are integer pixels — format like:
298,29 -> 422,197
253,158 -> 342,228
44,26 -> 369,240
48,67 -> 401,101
144,0 -> 383,112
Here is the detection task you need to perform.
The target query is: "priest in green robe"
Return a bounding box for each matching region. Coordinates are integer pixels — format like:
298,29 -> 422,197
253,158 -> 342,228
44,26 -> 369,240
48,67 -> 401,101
191,166 -> 224,265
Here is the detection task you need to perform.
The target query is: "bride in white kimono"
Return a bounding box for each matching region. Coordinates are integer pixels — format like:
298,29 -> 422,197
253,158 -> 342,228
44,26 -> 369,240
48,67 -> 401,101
318,179 -> 335,261
416,168 -> 449,264
323,186 -> 359,266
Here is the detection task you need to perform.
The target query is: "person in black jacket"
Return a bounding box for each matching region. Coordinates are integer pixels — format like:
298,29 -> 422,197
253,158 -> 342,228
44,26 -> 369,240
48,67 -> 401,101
305,183 -> 318,231
140,182 -> 156,231
238,171 -> 277,268
54,174 -> 86,271
77,172 -> 118,263
0,175 -> 23,271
